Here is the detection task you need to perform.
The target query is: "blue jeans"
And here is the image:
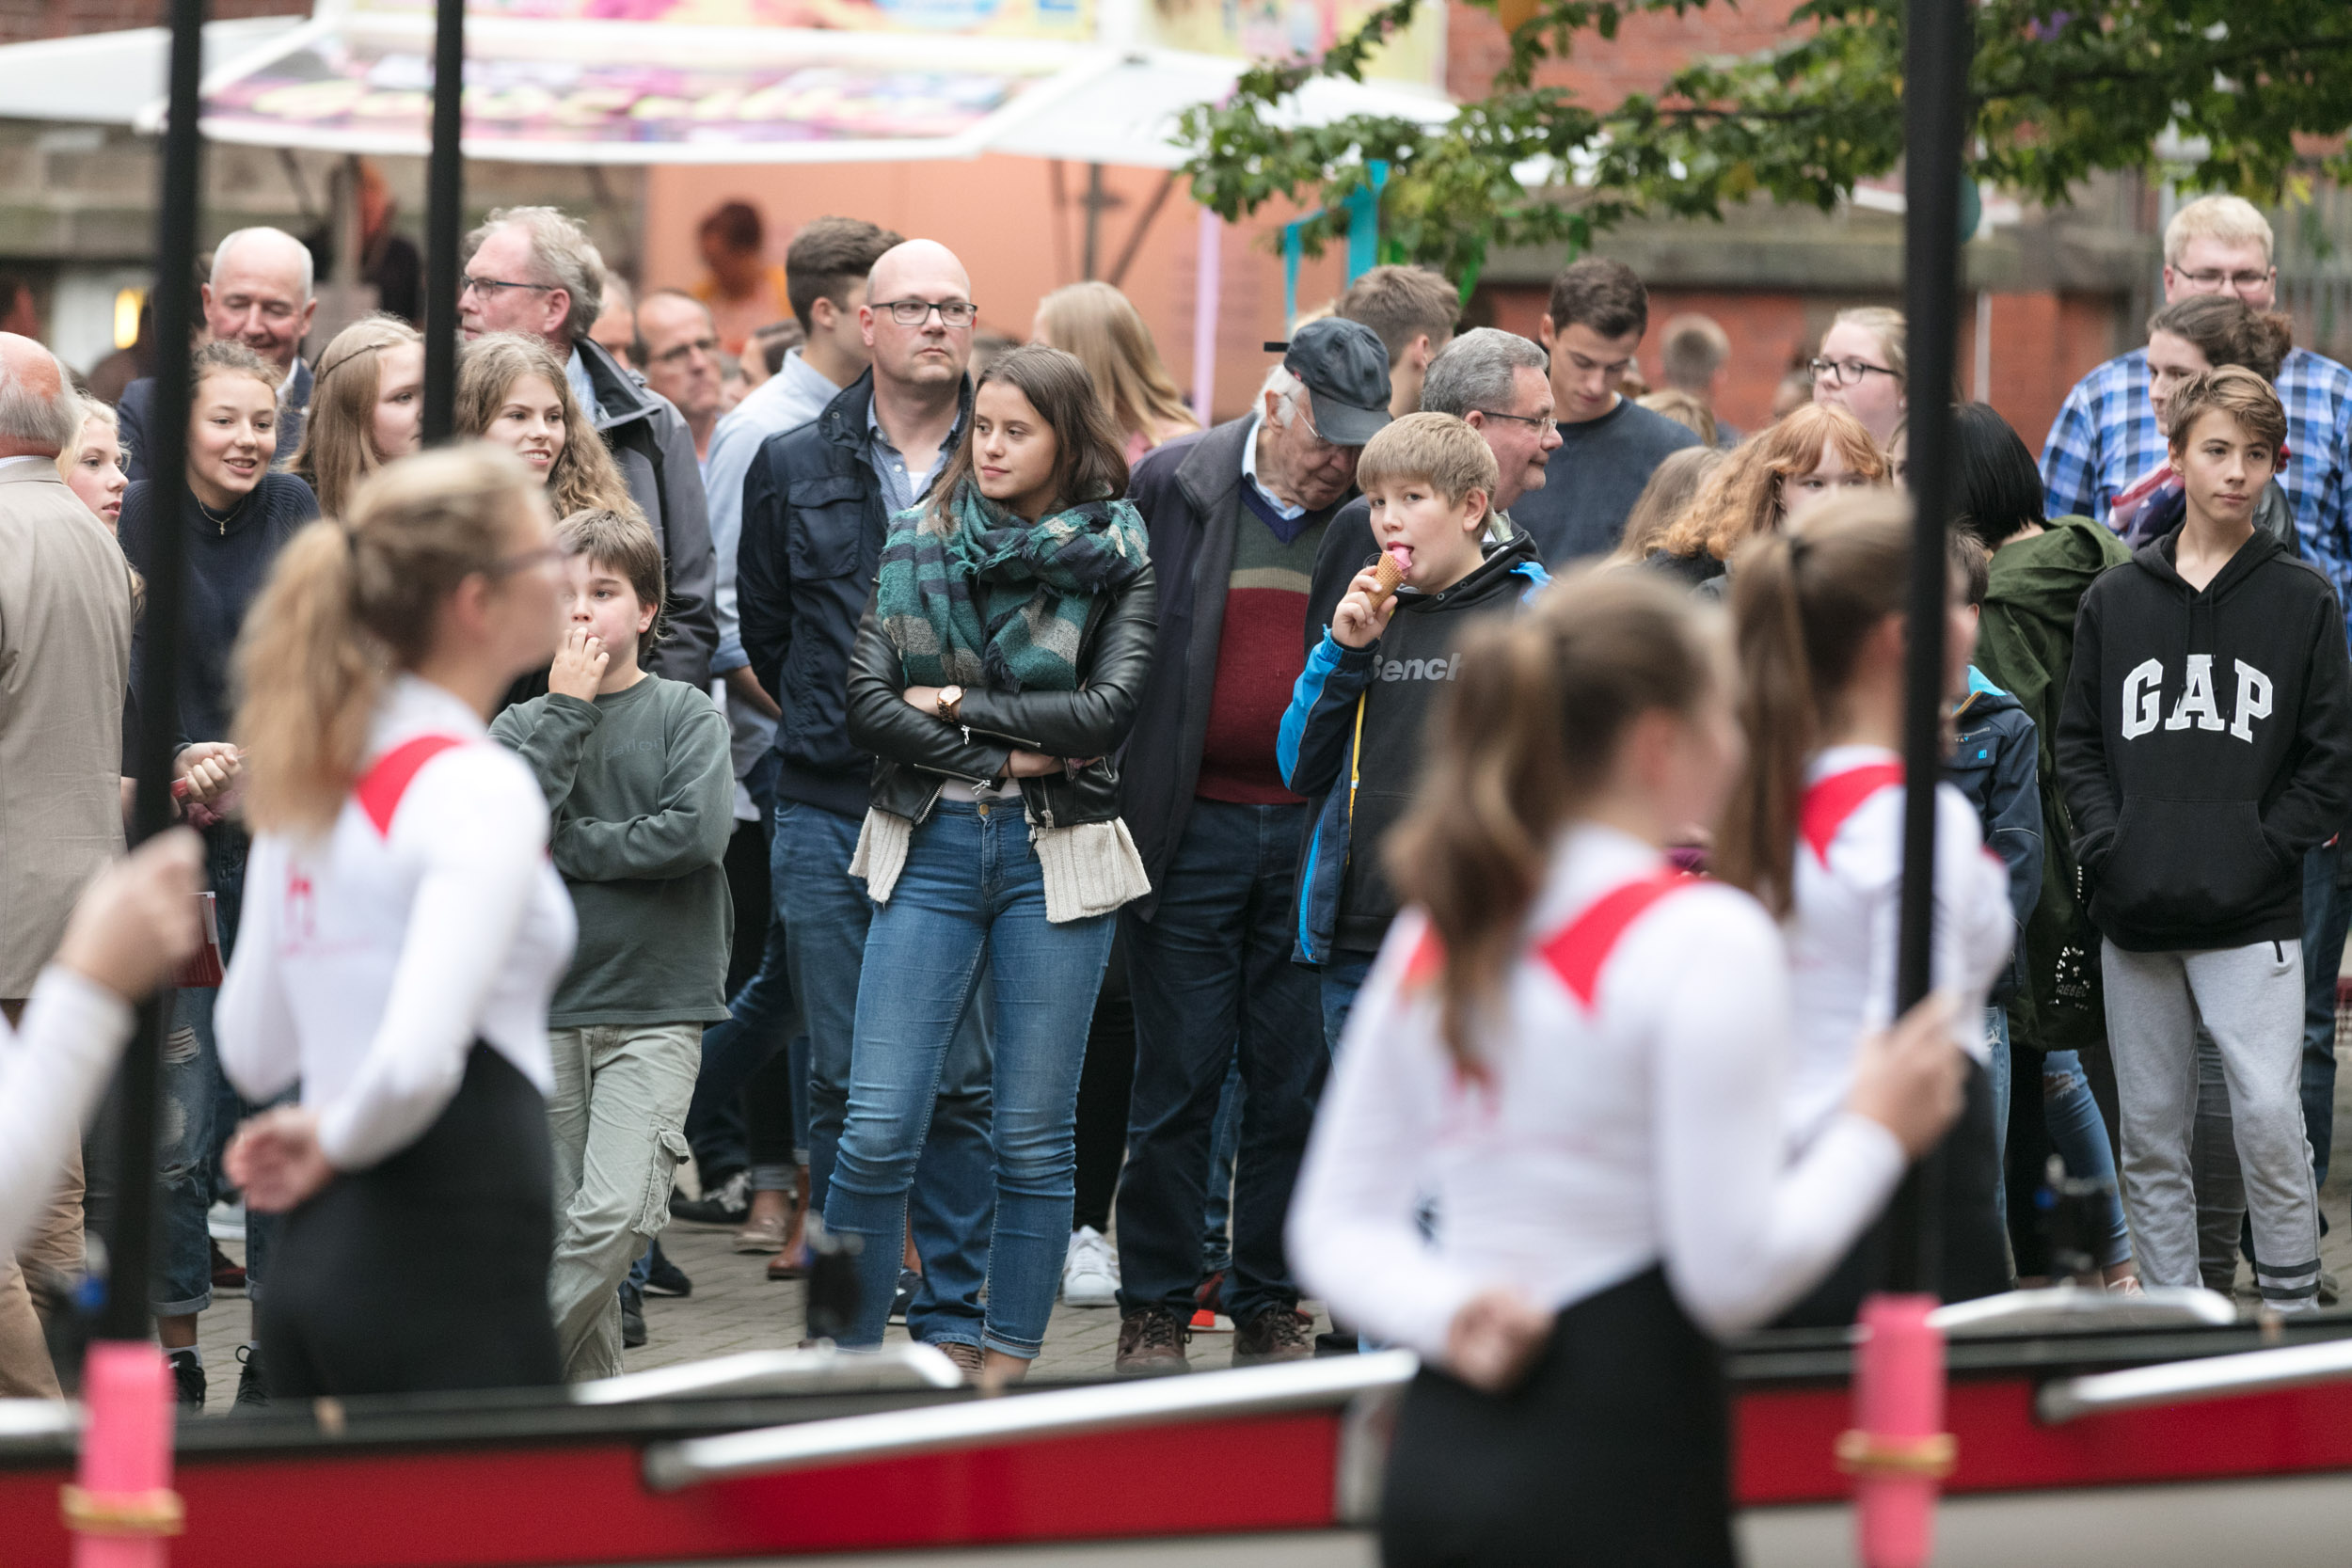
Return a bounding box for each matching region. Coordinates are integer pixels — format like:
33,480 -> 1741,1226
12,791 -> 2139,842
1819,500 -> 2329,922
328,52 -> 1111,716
685,819 -> 800,1181
779,800 -> 993,1343
824,801 -> 1116,1357
155,988 -> 221,1318
1200,1058 -> 1242,1278
2302,843 -> 2349,1192
1321,953 -> 1376,1054
1985,1007 -> 2012,1235
2043,1049 -> 2133,1269
1116,800 -> 1323,1325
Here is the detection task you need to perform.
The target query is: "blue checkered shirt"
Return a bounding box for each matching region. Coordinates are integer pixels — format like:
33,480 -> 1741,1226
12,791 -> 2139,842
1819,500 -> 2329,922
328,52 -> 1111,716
2041,345 -> 2352,641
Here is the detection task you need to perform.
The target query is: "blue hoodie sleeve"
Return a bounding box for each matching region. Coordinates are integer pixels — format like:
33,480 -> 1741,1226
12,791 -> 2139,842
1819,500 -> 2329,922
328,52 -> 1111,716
1279,628 -> 1377,796
1983,709 -> 2045,934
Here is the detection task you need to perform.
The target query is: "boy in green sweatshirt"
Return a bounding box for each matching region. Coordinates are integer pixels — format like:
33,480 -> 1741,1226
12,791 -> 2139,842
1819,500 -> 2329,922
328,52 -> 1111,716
491,509 -> 734,1380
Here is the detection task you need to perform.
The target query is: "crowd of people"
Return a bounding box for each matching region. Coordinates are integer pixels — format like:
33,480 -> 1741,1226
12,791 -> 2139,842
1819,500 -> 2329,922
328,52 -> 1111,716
2,190 -> 2349,1549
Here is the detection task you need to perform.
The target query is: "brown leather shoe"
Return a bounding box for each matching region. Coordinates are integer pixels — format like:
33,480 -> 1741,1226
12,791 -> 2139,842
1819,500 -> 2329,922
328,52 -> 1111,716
1114,1307 -> 1191,1377
934,1340 -> 984,1383
1232,1307 -> 1313,1367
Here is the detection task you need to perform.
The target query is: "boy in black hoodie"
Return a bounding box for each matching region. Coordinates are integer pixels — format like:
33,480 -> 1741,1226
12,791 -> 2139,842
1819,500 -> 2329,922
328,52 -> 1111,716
1279,413 -> 1549,1045
2058,367 -> 2352,1308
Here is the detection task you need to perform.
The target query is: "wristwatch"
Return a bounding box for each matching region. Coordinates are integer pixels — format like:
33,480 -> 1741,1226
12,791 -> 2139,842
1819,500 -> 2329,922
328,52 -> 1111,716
935,684 -> 966,722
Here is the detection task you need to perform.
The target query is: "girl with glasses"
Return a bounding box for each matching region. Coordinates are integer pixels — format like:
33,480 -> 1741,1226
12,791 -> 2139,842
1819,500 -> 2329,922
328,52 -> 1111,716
1810,306 -> 1909,445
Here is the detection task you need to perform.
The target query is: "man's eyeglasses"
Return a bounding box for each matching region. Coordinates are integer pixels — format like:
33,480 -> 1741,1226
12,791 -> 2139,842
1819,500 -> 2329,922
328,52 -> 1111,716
1808,356 -> 1901,388
647,336 -> 719,368
461,275 -> 558,299
2176,267 -> 2274,292
875,299 -> 978,328
1472,408 -> 1552,428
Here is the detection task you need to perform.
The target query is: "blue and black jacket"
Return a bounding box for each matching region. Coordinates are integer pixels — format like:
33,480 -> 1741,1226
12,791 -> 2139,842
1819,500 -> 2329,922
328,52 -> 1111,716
1278,531 -> 1548,964
1945,665 -> 2043,1007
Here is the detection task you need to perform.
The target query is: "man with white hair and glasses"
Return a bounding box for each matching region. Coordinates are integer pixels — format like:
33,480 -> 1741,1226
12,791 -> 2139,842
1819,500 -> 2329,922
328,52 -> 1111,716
120,227 -> 317,483
460,205 -> 717,687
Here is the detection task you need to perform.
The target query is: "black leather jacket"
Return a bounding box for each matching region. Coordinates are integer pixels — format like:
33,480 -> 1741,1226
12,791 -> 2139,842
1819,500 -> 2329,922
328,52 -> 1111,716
846,564 -> 1158,830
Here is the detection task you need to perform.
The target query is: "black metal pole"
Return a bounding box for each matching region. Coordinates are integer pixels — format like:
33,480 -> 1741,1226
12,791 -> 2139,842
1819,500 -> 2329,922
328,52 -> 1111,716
421,0 -> 465,442
1883,0 -> 1972,1295
103,0 -> 206,1344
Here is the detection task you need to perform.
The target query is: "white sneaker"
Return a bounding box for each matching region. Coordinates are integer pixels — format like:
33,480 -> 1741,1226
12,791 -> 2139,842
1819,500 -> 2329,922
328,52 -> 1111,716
1061,1226 -> 1120,1307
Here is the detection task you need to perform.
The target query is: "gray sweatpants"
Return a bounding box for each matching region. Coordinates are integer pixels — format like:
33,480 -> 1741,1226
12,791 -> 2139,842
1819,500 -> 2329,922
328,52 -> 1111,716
2103,939 -> 2320,1307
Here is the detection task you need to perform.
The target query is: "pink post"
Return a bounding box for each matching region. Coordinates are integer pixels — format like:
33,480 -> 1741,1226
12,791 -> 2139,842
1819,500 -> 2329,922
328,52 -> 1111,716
66,1340 -> 182,1568
1838,1293 -> 1952,1568
1190,206 -> 1221,423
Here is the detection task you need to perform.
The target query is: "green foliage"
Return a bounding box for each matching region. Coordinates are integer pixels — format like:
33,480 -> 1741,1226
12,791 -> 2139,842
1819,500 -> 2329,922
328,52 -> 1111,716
1176,0 -> 2352,277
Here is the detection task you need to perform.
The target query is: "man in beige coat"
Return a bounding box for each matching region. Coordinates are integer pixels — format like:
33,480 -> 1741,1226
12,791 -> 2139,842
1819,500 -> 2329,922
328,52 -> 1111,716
0,333 -> 136,1396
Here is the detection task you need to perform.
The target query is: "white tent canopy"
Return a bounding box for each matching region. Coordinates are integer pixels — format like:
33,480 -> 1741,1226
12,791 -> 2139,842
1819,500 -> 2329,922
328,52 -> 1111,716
0,16 -> 306,126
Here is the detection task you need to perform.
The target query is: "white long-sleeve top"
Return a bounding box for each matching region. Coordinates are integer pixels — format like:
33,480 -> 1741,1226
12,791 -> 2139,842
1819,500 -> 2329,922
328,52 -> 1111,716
1785,745 -> 2012,1150
0,967 -> 135,1255
217,675 -> 576,1172
1290,824 -> 1910,1355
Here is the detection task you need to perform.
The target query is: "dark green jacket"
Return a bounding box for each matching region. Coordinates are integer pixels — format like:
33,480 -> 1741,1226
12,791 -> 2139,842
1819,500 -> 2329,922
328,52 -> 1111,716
1976,516 -> 2131,1054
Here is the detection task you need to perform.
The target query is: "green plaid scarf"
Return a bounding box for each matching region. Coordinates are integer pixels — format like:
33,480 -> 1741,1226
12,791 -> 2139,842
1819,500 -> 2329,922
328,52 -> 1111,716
875,482 -> 1148,693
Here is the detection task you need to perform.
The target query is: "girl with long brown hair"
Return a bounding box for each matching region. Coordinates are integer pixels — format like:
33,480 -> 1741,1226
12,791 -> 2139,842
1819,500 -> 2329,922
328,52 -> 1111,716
288,315 -> 425,519
1648,402 -> 1886,593
216,445 -> 577,1399
1717,494 -> 2014,1325
454,331 -> 640,523
828,344 -> 1153,1380
1290,566 -> 1961,1566
1031,280 -> 1200,463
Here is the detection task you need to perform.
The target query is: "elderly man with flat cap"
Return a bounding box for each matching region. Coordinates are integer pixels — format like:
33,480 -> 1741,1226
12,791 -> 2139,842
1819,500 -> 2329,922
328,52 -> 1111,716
1111,318 -> 1391,1376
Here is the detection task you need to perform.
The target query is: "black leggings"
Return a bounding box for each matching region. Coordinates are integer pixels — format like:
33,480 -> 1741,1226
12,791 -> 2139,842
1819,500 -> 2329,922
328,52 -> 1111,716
1379,1267 -> 1733,1568
1072,927 -> 1135,1235
259,1044 -> 562,1398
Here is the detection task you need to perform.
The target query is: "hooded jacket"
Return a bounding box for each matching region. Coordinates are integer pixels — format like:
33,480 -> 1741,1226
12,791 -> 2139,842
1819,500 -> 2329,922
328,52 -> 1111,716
1944,669 -> 2042,1007
572,337 -> 719,689
2057,523 -> 2352,953
1976,516 -> 2131,1052
1278,531 -> 1549,962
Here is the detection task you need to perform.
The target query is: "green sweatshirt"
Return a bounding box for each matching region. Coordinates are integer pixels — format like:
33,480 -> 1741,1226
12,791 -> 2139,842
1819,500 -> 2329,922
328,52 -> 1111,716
1977,515 -> 2132,1056
490,675 -> 735,1028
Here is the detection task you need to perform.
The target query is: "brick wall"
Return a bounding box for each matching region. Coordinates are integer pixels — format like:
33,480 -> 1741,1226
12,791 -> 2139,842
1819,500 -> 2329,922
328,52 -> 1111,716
1446,0 -> 1810,104
0,0 -> 297,42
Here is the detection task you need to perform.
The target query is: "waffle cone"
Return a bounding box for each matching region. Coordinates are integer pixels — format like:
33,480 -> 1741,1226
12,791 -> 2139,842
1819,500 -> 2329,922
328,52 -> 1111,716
1369,554 -> 1406,605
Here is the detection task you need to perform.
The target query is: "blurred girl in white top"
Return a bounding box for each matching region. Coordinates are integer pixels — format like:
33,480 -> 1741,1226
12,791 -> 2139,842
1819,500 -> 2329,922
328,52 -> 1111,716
219,445 -> 577,1398
1291,568 -> 1962,1567
1717,495 -> 2015,1327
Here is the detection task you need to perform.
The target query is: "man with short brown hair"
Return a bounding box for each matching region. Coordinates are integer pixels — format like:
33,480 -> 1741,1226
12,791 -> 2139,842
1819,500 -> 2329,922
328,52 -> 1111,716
1337,264 -> 1459,420
1509,256 -> 1700,564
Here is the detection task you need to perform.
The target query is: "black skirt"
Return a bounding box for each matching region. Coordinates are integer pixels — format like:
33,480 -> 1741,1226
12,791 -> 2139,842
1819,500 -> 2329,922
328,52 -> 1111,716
258,1043 -> 562,1399
1379,1266 -> 1735,1568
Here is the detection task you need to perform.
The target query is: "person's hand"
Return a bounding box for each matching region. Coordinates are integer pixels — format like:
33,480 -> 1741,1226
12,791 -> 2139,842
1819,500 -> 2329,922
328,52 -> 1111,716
226,1106 -> 334,1212
1444,1287 -> 1552,1393
548,625 -> 608,703
174,742 -> 243,809
723,665 -> 782,722
1005,749 -> 1065,778
53,830 -> 204,1003
1331,566 -> 1401,650
1845,991 -> 1965,1158
903,685 -> 944,715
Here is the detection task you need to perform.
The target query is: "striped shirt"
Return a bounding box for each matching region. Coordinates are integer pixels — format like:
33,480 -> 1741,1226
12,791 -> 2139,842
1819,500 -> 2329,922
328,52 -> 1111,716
2040,345 -> 2352,640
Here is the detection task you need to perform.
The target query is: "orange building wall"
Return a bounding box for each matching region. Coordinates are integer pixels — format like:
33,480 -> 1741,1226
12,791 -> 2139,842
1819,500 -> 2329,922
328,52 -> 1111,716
642,157 -> 1348,425
1444,0 -> 1810,104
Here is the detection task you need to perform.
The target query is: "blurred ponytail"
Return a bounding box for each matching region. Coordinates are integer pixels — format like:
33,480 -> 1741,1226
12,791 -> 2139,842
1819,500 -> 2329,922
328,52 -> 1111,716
1716,493 -> 1913,916
1387,569 -> 1717,1071
234,445 -> 544,833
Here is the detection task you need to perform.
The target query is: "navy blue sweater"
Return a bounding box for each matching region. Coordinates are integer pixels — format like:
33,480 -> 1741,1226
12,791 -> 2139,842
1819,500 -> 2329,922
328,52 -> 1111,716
119,471 -> 318,746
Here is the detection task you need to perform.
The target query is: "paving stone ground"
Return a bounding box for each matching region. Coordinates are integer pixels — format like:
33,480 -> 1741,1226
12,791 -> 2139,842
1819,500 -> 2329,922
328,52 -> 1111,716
192,1214 -> 1329,1410
188,1037 -> 2352,1414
